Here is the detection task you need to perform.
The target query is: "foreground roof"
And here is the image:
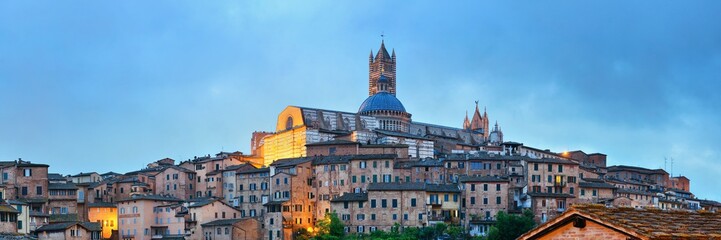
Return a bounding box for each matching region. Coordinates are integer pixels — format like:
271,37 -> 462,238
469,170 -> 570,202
518,205 -> 721,240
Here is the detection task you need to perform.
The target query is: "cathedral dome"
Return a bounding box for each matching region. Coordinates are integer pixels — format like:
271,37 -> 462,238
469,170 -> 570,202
358,92 -> 406,113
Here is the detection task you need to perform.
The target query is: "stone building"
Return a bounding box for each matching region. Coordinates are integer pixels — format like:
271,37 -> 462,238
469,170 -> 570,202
523,158 -> 579,223
35,221 -> 101,240
48,182 -> 78,215
233,167 -> 271,218
0,202 -> 19,233
459,176 -> 509,236
200,218 -> 262,240
577,179 -> 616,204
0,160 -> 49,213
184,198 -> 241,240
264,157 -> 315,240
153,165 -> 197,200
607,165 -> 669,189
178,152 -> 245,198
117,194 -> 183,240
670,175 -> 690,192
70,172 -> 102,184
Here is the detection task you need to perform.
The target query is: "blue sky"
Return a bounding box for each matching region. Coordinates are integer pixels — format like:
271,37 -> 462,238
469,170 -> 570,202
1,1 -> 720,201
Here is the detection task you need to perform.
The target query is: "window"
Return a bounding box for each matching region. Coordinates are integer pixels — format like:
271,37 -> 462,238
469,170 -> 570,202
21,187 -> 27,196
496,163 -> 501,169
558,165 -> 563,173
470,197 -> 476,205
496,196 -> 501,204
569,187 -> 575,194
418,214 -> 423,220
356,214 -> 365,220
483,197 -> 488,205
358,202 -> 363,209
581,189 -> 586,196
483,184 -> 488,191
547,164 -> 552,172
381,199 -> 387,208
36,186 -> 42,195
411,198 -> 416,207
371,199 -> 376,208
496,184 -> 501,191
23,169 -> 31,177
592,189 -> 597,196
534,163 -> 538,171
392,199 -> 398,208
471,184 -> 475,191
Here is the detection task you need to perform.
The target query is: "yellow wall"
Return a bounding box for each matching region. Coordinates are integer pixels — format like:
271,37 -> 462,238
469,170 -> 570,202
275,106 -> 305,132
88,206 -> 117,239
262,126 -> 308,166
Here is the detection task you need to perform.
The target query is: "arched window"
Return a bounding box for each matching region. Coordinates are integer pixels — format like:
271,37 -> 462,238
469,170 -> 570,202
285,116 -> 293,130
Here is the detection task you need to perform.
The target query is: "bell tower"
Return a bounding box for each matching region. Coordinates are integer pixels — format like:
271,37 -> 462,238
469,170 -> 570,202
369,39 -> 396,96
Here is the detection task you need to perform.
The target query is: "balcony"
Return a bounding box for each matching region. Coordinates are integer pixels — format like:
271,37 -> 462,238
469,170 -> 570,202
554,181 -> 566,187
469,216 -> 496,223
427,201 -> 443,207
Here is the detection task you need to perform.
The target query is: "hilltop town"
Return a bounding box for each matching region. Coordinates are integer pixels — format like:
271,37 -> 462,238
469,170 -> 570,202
2,41 -> 719,239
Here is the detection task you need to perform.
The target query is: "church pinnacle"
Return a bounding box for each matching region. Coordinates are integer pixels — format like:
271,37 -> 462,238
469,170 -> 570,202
368,38 -> 397,96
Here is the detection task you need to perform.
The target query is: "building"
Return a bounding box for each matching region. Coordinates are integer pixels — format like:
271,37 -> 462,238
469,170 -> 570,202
71,172 -> 102,184
607,165 -> 669,189
264,157 -> 315,240
117,194 -> 183,240
0,160 -> 50,213
254,40 -> 500,166
153,165 -> 197,200
0,201 -> 19,233
35,221 -> 101,240
233,167 -> 270,218
523,158 -> 579,223
48,182 -> 79,215
87,202 -> 117,239
183,198 -> 242,240
459,176 -> 509,236
8,199 -> 30,234
200,218 -> 262,240
518,205 -> 721,240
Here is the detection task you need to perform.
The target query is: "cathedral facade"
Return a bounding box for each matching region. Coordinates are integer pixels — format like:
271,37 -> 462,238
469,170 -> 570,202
253,40 -> 504,166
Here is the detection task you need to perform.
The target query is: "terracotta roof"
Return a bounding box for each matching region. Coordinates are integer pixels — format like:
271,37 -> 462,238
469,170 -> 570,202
458,175 -> 509,183
579,181 -> 617,189
367,183 -> 460,192
526,157 -> 579,165
330,193 -> 368,202
520,205 -> 721,239
49,182 -> 78,190
201,218 -> 245,227
305,140 -> 359,146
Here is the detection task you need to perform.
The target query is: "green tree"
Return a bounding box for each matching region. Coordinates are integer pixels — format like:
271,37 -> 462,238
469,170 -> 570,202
313,212 -> 345,240
487,210 -> 536,240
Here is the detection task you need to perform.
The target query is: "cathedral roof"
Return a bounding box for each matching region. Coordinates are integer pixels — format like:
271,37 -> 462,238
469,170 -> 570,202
358,92 -> 406,113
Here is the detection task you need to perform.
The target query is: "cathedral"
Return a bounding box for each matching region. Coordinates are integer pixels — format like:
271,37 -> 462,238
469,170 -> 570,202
252,40 -> 504,166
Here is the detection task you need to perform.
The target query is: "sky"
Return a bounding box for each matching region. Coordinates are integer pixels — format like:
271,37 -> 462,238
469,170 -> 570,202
1,1 -> 720,200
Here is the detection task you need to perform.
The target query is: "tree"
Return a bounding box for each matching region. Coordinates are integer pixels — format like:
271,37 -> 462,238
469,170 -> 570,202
487,209 -> 536,240
313,212 -> 345,240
